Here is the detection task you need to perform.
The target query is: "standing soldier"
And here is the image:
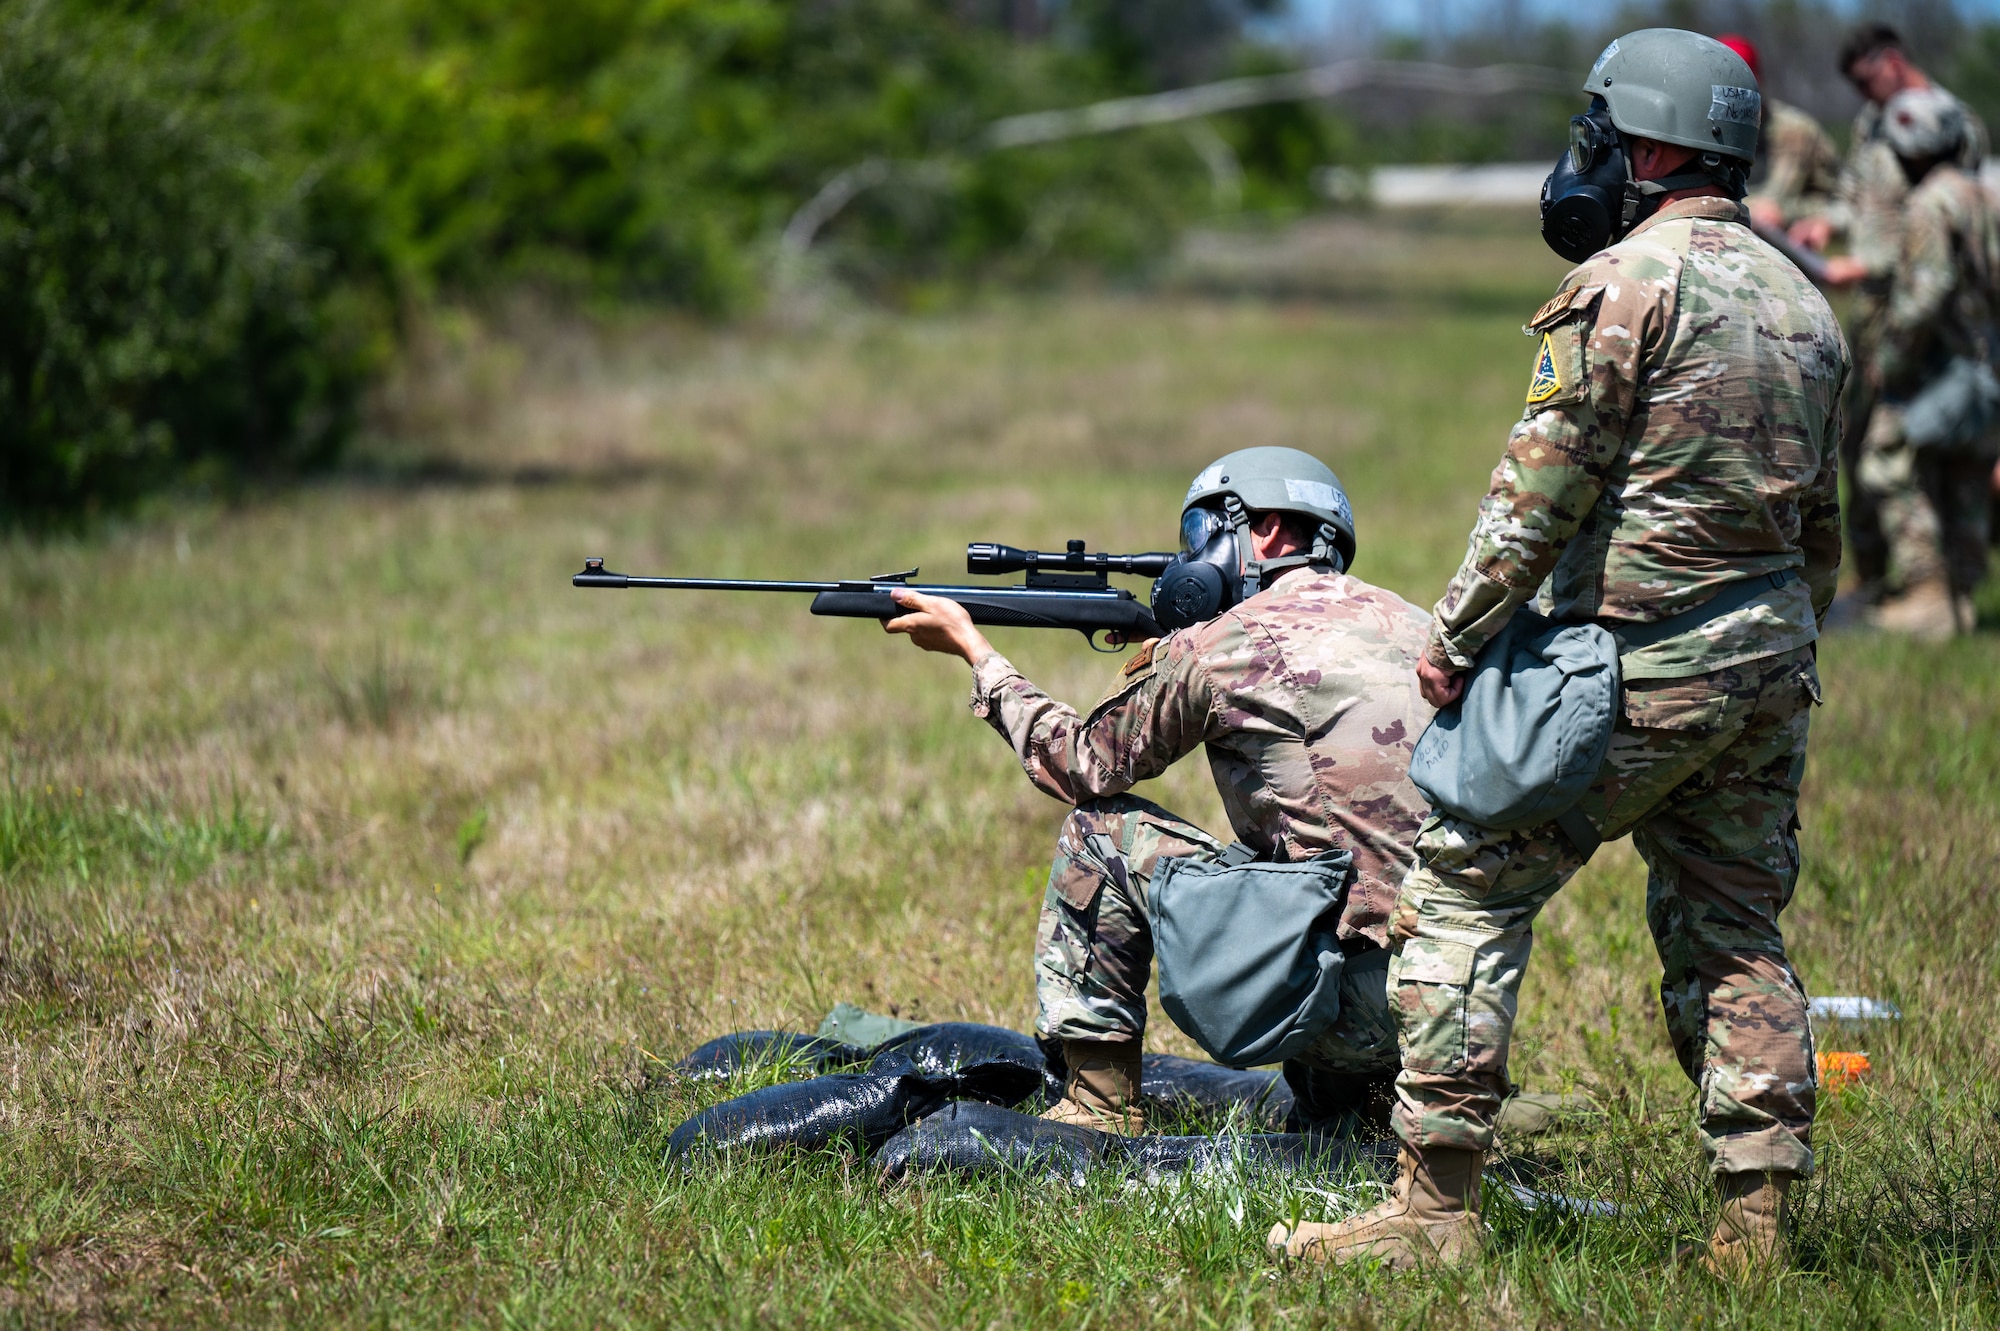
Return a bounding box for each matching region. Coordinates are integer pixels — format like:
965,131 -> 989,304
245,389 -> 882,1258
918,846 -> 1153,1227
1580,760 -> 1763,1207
1860,87 -> 2000,637
1715,34 -> 1841,234
1269,30 -> 1848,1273
1792,24 -> 1989,608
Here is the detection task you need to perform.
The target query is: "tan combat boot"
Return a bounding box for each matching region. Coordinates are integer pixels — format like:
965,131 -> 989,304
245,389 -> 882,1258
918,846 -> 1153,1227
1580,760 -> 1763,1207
1869,577 -> 1958,640
1266,1144 -> 1483,1269
1700,1170 -> 1796,1278
1039,1038 -> 1144,1136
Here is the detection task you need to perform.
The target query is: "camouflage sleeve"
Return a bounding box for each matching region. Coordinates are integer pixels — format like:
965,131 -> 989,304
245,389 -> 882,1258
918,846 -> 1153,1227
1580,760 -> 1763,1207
1875,190 -> 1954,389
1801,401 -> 1845,623
1424,275 -> 1663,670
1845,141 -> 1908,277
1756,113 -> 1838,225
966,638 -> 1216,805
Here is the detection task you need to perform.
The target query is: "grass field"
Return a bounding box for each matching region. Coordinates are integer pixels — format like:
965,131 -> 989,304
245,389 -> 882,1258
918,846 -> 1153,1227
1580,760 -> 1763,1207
4,210 -> 1999,1327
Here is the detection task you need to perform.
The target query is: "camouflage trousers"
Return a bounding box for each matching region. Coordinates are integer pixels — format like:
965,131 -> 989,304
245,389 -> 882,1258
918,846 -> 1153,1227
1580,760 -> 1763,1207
1392,646 -> 1821,1176
1860,400 -> 1997,592
1034,793 -> 1399,1079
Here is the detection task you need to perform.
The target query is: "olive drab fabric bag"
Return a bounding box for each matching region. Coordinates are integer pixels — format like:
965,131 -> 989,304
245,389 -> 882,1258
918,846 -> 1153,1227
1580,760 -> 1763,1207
1406,610 -> 1621,856
1407,570 -> 1803,859
1147,846 -> 1355,1069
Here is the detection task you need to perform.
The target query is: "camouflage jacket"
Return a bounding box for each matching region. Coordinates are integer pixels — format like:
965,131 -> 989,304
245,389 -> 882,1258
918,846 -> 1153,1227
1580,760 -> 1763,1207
969,568 -> 1436,947
1875,163 -> 2000,392
1750,99 -> 1841,228
1829,91 -> 1990,282
1427,196 -> 1850,682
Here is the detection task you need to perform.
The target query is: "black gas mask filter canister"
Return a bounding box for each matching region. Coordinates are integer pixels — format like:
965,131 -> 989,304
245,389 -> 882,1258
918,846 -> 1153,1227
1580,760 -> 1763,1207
1149,503 -> 1242,632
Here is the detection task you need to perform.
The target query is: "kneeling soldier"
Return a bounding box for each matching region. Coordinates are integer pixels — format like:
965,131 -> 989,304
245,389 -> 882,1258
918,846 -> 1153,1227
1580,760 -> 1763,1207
883,448 -> 1435,1136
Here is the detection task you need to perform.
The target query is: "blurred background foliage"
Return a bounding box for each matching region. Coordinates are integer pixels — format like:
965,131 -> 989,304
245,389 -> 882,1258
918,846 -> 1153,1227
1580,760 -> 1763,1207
4,0 -> 2000,520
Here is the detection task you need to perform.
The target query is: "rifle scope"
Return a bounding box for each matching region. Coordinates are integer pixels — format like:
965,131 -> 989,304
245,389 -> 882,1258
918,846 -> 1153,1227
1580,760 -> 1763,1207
968,539 -> 1176,579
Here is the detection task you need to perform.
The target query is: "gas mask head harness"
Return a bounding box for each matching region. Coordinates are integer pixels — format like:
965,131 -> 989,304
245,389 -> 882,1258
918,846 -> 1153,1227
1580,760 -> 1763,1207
1151,498 -> 1348,632
1540,97 -> 1747,263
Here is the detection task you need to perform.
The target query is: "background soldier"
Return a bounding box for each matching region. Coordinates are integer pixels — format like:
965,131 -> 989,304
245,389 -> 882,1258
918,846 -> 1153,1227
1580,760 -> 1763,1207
1860,87 -> 2000,638
1793,24 -> 1989,608
1716,34 -> 1840,234
1270,31 -> 1848,1274
881,449 -> 1435,1136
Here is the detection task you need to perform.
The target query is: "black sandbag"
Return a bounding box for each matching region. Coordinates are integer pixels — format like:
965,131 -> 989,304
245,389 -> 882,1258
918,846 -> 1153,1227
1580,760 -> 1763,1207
876,1102 -> 1108,1181
1121,1133 -> 1397,1180
876,1103 -> 1399,1183
1143,1055 -> 1293,1125
667,1058 -> 949,1160
674,1030 -> 869,1082
869,1023 -> 1047,1107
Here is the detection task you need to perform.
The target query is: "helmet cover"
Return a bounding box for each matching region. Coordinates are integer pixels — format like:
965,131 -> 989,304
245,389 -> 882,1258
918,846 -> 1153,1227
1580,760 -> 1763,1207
1586,28 -> 1761,165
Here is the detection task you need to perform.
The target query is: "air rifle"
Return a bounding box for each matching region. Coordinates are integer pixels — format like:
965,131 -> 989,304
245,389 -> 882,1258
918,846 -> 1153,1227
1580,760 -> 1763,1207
574,539 -> 1174,648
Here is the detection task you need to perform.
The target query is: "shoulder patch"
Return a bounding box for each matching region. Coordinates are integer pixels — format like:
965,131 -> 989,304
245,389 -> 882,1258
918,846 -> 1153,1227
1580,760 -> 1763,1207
1525,333 -> 1563,405
1121,638 -> 1157,677
1524,283 -> 1600,333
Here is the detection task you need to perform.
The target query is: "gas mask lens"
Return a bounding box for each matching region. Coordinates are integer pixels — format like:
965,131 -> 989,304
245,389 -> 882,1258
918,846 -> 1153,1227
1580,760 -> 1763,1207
1568,114 -> 1611,173
1180,505 -> 1225,555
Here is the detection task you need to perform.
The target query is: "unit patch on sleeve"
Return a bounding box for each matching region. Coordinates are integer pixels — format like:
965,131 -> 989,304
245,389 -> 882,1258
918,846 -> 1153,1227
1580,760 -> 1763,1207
1526,333 -> 1563,405
1121,637 -> 1157,677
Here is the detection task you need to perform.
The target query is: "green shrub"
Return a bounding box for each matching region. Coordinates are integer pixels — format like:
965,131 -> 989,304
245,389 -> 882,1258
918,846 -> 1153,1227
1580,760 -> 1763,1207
0,3 -> 375,521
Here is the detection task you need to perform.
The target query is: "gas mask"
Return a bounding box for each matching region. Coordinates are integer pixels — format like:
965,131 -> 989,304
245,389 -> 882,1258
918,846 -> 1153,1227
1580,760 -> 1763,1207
1540,101 -> 1641,263
1150,504 -> 1246,632
1541,98 -> 1745,263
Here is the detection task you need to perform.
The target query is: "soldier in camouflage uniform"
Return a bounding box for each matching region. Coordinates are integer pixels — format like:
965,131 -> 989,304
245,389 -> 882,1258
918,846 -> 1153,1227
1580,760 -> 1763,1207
1715,36 -> 1840,234
1271,31 -> 1848,1275
1860,87 -> 2000,638
1792,24 -> 1989,604
882,447 -> 1436,1136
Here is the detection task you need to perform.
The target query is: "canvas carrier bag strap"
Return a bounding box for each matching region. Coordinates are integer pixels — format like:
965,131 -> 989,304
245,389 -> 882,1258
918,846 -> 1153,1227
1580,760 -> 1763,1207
1607,568 -> 1800,654
1147,848 -> 1355,1069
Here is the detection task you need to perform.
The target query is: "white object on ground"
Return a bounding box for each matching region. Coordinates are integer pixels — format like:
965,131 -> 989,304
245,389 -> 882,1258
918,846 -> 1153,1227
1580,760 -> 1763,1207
1809,996 -> 1902,1022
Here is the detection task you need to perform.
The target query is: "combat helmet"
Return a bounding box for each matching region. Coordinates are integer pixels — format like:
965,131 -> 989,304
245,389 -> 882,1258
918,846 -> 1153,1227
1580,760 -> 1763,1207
1881,86 -> 1971,162
1151,447 -> 1355,631
1587,29 -> 1761,165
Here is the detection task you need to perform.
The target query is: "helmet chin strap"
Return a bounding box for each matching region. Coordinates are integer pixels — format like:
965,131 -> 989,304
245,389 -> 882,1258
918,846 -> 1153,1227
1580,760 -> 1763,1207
1229,497 -> 1347,591
1620,150 -> 1745,233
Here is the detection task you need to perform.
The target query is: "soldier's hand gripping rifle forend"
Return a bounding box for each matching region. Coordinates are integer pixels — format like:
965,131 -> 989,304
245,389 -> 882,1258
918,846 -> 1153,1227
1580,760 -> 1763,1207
573,539 -> 1175,648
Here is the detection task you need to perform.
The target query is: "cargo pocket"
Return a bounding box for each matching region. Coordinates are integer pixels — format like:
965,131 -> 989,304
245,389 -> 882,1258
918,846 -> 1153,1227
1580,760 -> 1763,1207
1621,677 -> 1733,734
1390,937 -> 1478,1074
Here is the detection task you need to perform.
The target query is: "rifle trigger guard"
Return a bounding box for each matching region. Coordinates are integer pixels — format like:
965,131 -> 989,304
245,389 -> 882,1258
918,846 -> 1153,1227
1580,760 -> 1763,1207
1083,630 -> 1119,654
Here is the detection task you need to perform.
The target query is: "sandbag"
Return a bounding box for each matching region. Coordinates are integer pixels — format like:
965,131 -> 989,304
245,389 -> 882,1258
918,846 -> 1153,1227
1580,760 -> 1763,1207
668,1028 -> 1051,1161
869,1023 -> 1046,1105
1123,1132 -> 1396,1180
1142,1055 -> 1292,1127
675,1030 -> 869,1082
667,1059 -> 952,1160
875,1102 -> 1397,1183
875,1102 -> 1108,1181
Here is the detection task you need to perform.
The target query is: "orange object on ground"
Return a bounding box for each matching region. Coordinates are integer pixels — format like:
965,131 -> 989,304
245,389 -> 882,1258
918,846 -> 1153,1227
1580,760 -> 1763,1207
1818,1050 -> 1871,1092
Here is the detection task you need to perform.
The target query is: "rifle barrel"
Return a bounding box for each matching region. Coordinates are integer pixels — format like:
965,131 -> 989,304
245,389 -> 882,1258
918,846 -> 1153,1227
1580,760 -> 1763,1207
574,570 -> 841,592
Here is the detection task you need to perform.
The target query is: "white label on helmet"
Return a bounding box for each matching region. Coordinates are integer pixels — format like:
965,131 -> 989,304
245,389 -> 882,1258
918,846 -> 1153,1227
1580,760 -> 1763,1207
1286,478 -> 1349,524
1709,85 -> 1761,126
1186,462 -> 1227,500
1589,40 -> 1619,78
